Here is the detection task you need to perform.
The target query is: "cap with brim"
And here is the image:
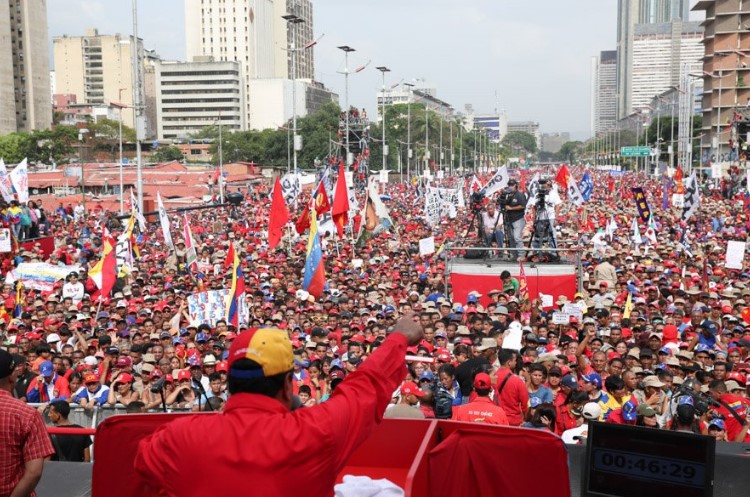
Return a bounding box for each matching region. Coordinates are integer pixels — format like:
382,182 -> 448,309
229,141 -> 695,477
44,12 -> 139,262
227,327 -> 293,379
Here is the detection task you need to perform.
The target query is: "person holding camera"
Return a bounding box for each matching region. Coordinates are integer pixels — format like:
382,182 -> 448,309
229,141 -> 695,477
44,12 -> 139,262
530,180 -> 562,261
501,179 -> 527,259
480,202 -> 505,254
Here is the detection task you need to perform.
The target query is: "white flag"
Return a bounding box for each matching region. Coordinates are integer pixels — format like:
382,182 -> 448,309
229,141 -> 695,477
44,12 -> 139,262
481,166 -> 509,196
0,160 -> 14,203
681,173 -> 700,222
564,174 -> 584,207
9,158 -> 28,203
631,217 -> 642,245
605,215 -> 617,240
130,188 -> 147,231
157,192 -> 174,249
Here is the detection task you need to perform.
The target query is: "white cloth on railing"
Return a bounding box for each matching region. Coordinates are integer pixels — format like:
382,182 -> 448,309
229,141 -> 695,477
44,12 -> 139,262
334,475 -> 404,497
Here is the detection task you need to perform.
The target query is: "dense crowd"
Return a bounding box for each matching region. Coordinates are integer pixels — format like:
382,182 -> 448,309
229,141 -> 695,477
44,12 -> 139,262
2,164 -> 750,463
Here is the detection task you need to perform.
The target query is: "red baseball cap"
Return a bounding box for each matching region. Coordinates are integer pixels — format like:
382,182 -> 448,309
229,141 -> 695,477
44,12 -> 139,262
83,373 -> 98,385
400,381 -> 424,398
473,372 -> 492,390
115,373 -> 133,384
176,370 -> 191,381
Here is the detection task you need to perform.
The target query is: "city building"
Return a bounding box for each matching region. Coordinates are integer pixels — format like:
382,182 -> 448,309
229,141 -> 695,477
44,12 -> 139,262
473,114 -> 508,143
273,0 -> 315,80
185,0 -> 278,128
507,121 -> 542,149
631,20 -> 704,112
692,0 -> 750,162
53,29 -> 144,130
376,82 -> 455,121
592,50 -> 618,136
617,0 -> 690,119
0,0 -> 52,134
154,57 -> 245,141
541,132 -> 571,154
52,93 -> 120,126
248,78 -> 337,130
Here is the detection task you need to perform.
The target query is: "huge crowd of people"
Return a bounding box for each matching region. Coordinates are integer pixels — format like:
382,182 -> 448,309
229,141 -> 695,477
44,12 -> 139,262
2,164 -> 750,482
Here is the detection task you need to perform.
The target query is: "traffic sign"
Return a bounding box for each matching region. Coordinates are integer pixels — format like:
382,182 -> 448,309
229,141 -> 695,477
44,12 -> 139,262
620,146 -> 651,157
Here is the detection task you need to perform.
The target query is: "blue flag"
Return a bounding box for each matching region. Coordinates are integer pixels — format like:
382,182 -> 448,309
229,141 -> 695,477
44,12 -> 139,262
578,172 -> 594,201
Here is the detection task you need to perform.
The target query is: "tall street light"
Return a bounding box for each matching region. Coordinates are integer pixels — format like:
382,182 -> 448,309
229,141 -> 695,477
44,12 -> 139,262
376,66 -> 391,173
338,46 -> 356,166
282,14 -> 305,174
110,96 -> 128,214
403,82 -> 414,182
131,0 -> 144,212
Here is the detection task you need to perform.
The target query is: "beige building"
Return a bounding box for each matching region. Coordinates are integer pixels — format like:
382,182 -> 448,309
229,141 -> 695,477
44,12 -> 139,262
273,0 -> 315,80
0,0 -> 52,134
693,0 -> 750,161
53,29 -> 144,130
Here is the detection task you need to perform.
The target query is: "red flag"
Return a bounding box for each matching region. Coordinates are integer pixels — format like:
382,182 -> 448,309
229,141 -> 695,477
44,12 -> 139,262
554,164 -> 571,190
268,176 -> 290,250
518,261 -> 529,302
331,163 -> 350,238
211,166 -> 221,185
674,165 -> 685,194
313,182 -> 331,214
295,203 -> 311,235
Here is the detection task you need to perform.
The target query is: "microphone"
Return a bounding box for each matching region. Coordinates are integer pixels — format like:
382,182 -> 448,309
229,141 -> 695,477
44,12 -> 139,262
150,377 -> 166,393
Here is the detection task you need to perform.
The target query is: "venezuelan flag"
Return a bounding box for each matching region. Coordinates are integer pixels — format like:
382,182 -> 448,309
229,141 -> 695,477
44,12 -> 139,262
13,282 -> 23,318
302,206 -> 325,299
225,242 -> 245,327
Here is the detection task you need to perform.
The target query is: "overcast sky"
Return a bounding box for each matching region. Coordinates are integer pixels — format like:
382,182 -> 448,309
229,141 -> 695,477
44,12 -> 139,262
47,1 -> 703,140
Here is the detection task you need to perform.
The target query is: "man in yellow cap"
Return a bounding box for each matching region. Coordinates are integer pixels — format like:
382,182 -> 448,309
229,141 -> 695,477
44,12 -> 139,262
135,315 -> 423,496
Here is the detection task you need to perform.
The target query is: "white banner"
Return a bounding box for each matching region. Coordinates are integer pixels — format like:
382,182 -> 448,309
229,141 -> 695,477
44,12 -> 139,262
9,158 -> 28,203
157,192 -> 173,249
482,166 -> 509,196
725,240 -> 746,270
187,289 -> 248,327
671,193 -> 684,208
378,169 -> 389,184
425,187 -> 442,226
0,160 -> 14,202
0,228 -> 10,253
681,173 -> 700,222
419,236 -> 435,256
10,263 -> 82,291
280,173 -> 301,205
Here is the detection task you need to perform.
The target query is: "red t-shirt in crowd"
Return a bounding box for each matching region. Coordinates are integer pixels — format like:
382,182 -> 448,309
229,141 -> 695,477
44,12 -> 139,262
452,397 -> 509,425
717,393 -> 750,442
494,368 -> 529,426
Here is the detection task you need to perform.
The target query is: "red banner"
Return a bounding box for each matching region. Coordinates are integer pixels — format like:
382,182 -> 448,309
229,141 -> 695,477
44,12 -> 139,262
19,236 -> 55,258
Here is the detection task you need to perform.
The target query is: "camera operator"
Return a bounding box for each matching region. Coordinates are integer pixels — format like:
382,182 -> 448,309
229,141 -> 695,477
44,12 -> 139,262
500,179 -> 527,260
480,202 -> 505,253
530,179 -> 562,260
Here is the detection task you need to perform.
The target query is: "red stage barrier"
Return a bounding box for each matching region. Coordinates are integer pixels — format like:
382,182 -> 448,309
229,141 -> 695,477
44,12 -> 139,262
450,263 -> 577,307
91,414 -> 570,497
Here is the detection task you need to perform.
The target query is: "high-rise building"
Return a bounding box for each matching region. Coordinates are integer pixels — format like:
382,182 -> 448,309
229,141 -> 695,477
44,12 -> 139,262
154,57 -> 245,140
273,0 -> 314,80
53,29 -> 144,130
185,0 -> 278,128
541,132 -> 571,154
473,114 -> 508,143
507,121 -> 541,149
616,0 -> 690,119
692,0 -> 750,163
631,20 -> 703,112
0,0 -> 52,134
592,50 -> 618,136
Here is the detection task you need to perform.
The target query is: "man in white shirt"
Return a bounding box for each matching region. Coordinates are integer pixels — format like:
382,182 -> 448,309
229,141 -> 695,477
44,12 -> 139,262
480,203 -> 505,250
62,272 -> 85,304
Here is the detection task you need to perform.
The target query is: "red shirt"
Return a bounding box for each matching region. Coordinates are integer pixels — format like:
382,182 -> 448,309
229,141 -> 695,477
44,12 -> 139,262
135,333 -> 409,497
0,389 -> 55,497
494,368 -> 529,426
717,393 -> 750,442
451,397 -> 509,425
554,405 -> 579,435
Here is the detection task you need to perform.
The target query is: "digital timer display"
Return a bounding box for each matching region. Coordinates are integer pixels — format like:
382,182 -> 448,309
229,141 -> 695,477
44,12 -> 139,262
584,422 -> 715,497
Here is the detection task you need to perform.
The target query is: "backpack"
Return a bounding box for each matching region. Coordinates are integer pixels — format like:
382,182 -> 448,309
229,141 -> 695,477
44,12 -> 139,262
433,382 -> 454,419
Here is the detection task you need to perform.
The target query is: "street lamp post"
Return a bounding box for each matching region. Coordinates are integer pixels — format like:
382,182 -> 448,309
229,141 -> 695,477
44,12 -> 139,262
282,14 -> 305,174
131,0 -> 144,213
403,82 -> 414,183
424,97 -> 430,176
338,46 -> 356,166
111,95 -> 128,214
376,66 -> 390,173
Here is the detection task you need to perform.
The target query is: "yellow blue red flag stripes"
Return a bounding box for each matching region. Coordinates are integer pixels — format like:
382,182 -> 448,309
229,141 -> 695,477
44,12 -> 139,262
225,242 -> 245,327
303,206 -> 325,299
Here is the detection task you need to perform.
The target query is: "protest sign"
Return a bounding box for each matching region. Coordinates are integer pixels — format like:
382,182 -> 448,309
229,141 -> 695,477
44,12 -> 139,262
419,236 -> 435,256
188,289 -> 247,327
725,240 -> 746,270
11,263 -> 82,291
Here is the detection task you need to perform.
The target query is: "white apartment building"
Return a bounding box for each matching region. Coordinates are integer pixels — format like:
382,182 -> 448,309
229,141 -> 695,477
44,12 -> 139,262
376,82 -> 454,121
631,20 -> 703,113
53,29 -> 144,129
592,50 -> 618,135
507,121 -> 541,149
248,78 -> 337,130
0,0 -> 52,134
155,57 -> 245,140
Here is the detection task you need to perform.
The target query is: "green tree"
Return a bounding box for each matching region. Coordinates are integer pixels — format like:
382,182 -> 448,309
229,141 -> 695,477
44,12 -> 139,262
502,131 -> 538,154
0,132 -> 32,163
89,118 -> 136,159
152,145 -> 185,163
556,141 -> 583,162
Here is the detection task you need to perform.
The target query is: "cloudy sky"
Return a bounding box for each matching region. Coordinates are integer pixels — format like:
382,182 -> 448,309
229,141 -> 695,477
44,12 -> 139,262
47,1 -> 703,140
